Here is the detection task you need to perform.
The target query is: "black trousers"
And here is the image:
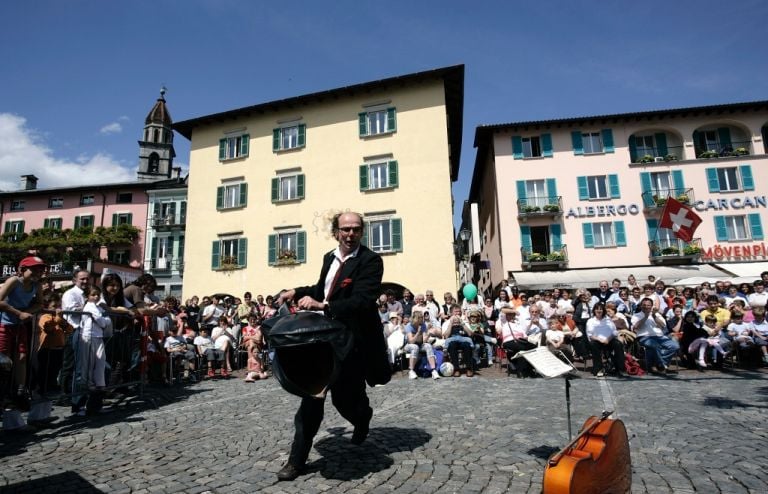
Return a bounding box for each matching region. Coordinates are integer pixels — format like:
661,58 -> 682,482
590,338 -> 626,374
503,339 -> 536,375
288,348 -> 371,466
59,333 -> 76,394
34,348 -> 63,394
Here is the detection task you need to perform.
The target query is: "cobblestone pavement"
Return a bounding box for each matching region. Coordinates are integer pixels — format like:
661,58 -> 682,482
1,365 -> 767,493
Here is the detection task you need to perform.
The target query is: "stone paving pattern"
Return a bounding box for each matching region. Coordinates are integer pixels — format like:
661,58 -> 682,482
1,366 -> 767,493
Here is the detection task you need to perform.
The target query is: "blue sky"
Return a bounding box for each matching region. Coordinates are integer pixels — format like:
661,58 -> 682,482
1,0 -> 766,230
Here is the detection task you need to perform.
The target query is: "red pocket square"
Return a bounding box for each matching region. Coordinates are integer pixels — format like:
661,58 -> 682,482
340,278 -> 353,288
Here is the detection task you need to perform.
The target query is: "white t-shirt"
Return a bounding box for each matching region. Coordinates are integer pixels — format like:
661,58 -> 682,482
747,292 -> 768,308
631,311 -> 666,338
194,335 -> 214,352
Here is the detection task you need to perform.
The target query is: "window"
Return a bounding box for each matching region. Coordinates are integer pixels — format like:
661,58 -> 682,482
211,237 -> 247,269
216,183 -> 248,210
107,250 -> 129,265
74,215 -> 95,229
268,231 -> 307,265
116,192 -> 133,204
359,160 -> 398,191
112,213 -> 133,225
48,197 -> 64,209
219,134 -> 250,160
148,153 -> 160,173
43,217 -> 63,230
80,194 -> 95,205
150,236 -> 174,271
706,165 -> 754,193
271,174 -> 305,202
363,218 -> 402,254
522,137 -> 542,158
272,125 -> 305,152
582,221 -> 626,248
512,134 -> 553,159
10,200 -> 24,211
3,220 -> 25,241
516,178 -> 558,209
650,172 -> 672,197
715,214 -> 763,242
634,135 -> 655,158
571,129 -> 614,155
359,108 -> 396,137
577,174 -> 619,200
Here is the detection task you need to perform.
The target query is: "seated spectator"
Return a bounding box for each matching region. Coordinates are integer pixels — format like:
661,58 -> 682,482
441,304 -> 475,377
497,308 -> 536,377
605,302 -> 634,349
681,310 -> 726,370
403,312 -> 440,380
727,310 -> 761,350
164,327 -> 197,382
747,281 -> 768,308
520,305 -> 548,346
241,315 -> 268,382
545,313 -> 575,363
466,309 -> 494,368
586,302 -> 625,377
194,327 -> 226,377
750,307 -> 768,364
421,310 -> 444,349
666,304 -> 684,340
211,316 -> 235,376
377,300 -> 390,325
482,297 -> 499,335
699,295 -> 731,329
386,313 -> 406,366
724,286 -> 748,309
631,297 -> 680,374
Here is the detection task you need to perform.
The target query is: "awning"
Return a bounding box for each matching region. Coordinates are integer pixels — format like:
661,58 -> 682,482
510,264 -> 730,291
713,261 -> 768,278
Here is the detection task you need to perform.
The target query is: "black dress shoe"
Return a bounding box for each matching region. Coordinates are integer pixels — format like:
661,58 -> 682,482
277,462 -> 303,481
351,408 -> 373,445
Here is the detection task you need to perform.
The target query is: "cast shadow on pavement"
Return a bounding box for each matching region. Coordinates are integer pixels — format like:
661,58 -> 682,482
311,426 -> 432,481
0,470 -> 102,494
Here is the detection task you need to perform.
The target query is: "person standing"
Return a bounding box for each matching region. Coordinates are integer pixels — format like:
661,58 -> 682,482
276,212 -> 384,481
60,269 -> 90,407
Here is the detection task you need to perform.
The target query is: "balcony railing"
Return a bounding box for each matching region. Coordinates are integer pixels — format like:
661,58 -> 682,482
648,238 -> 702,264
631,145 -> 684,163
517,196 -> 563,219
144,257 -> 184,274
641,187 -> 695,210
151,215 -> 187,229
694,140 -> 752,160
521,245 -> 568,270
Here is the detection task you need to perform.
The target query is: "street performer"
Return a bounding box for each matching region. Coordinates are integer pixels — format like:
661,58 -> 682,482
276,211 -> 385,481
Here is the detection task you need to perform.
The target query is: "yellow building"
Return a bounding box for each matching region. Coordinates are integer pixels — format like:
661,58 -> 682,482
174,65 -> 464,300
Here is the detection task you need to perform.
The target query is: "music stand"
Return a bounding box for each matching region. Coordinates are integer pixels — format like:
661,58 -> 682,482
512,346 -> 577,439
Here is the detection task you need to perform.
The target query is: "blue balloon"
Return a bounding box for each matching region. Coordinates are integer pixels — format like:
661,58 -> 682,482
462,283 -> 478,301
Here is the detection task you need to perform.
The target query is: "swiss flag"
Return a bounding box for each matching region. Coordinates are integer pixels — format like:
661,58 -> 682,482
659,197 -> 702,242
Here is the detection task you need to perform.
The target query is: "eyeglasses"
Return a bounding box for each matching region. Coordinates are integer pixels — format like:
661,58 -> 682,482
338,226 -> 363,234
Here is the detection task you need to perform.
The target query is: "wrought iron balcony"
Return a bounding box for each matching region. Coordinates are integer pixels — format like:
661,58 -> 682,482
517,196 -> 563,220
641,187 -> 695,211
521,245 -> 568,270
151,214 -> 186,229
144,257 -> 183,275
648,238 -> 702,264
631,145 -> 684,164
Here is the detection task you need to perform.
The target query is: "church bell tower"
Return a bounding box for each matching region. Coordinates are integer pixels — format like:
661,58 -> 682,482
137,86 -> 176,181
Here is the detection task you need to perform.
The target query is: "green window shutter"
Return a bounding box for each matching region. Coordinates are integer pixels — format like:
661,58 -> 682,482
749,214 -> 764,240
391,218 -> 402,252
601,129 -> 615,153
541,133 -> 553,157
614,221 -> 627,246
19,221 -> 24,233
219,139 -> 226,160
153,202 -> 161,218
629,137 -> 638,163
546,178 -> 558,204
388,160 -> 398,188
239,182 -> 248,207
112,213 -> 118,226
180,201 -> 187,223
516,180 -> 527,203
3,221 -> 8,233
268,234 -> 277,265
740,165 -> 754,191
640,172 -> 653,207
297,174 -> 305,199
582,223 -> 594,248
297,231 -> 306,262
571,131 -> 584,155
358,112 -> 368,136
714,216 -> 728,242
550,224 -> 562,251
512,136 -> 523,159
167,237 -> 175,259
520,226 -> 532,253
178,236 -> 185,261
706,168 -> 720,192
693,130 -> 703,153
272,128 -> 280,151
361,224 -> 369,248
126,213 -> 132,224
297,124 -> 306,148
237,237 -> 248,267
74,216 -> 81,229
717,127 -> 732,148
168,202 -> 176,219
672,170 -> 685,192
240,134 -> 249,156
271,178 -> 279,202
43,218 -> 50,229
608,174 -> 620,198
359,164 -> 369,191
151,237 -> 157,259
646,219 -> 658,240
655,133 -> 668,156
386,107 -> 396,132
216,186 -> 224,209
577,176 -> 589,200
211,240 -> 221,269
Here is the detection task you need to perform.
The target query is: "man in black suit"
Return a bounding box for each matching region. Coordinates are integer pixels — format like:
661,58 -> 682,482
276,212 -> 384,481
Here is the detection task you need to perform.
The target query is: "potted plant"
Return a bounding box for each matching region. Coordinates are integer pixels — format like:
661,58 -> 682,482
654,196 -> 667,207
661,246 -> 679,256
220,255 -> 238,271
276,249 -> 298,265
547,251 -> 565,262
527,252 -> 547,262
733,147 -> 749,156
522,204 -> 541,213
683,245 -> 702,256
638,154 -> 655,163
698,150 -> 719,159
664,154 -> 678,162
676,193 -> 690,204
543,204 -> 561,213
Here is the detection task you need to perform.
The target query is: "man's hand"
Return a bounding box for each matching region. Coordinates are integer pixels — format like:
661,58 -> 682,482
278,289 -> 296,306
17,311 -> 33,321
297,296 -> 324,311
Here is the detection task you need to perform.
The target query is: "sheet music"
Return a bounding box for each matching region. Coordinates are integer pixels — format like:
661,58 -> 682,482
512,346 -> 573,378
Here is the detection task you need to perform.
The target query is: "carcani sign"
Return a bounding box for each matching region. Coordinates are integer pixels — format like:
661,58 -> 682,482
694,196 -> 767,211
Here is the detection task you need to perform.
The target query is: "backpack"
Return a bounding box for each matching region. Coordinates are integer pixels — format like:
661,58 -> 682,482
624,352 -> 645,376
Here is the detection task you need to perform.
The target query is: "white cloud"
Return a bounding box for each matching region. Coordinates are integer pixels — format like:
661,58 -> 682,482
100,122 -> 123,134
0,113 -> 135,191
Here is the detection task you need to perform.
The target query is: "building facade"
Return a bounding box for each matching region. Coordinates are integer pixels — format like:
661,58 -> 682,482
174,65 -> 464,300
467,100 -> 768,293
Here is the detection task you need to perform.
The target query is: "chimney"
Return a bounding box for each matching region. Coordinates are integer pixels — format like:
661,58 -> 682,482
172,166 -> 181,179
20,174 -> 38,190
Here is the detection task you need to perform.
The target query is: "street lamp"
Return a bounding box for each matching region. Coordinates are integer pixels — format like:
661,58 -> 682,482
459,228 -> 471,242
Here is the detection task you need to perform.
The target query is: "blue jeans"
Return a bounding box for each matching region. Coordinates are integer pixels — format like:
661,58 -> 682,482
640,335 -> 680,369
